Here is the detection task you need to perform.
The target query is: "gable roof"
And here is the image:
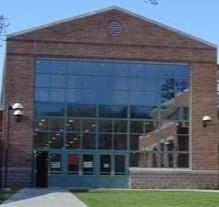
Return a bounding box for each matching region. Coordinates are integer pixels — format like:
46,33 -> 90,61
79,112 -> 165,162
8,6 -> 217,48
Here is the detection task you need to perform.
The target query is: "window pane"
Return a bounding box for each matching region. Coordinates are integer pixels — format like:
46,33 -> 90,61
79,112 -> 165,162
130,121 -> 143,133
35,59 -> 51,74
33,132 -> 48,149
49,133 -> 63,149
114,120 -> 127,133
82,120 -> 96,133
82,133 -> 96,149
50,153 -> 62,174
66,119 -> 81,132
99,134 -> 112,150
114,134 -> 127,150
177,135 -> 189,151
51,75 -> 66,88
130,134 -> 142,151
50,89 -> 65,102
99,105 -> 127,118
48,119 -> 64,132
35,74 -> 50,87
99,120 -> 112,133
83,155 -> 94,175
33,118 -> 48,131
100,155 -> 111,175
177,153 -> 189,168
66,133 -> 81,149
35,88 -> 49,102
115,155 -> 125,175
51,60 -> 66,74
68,155 -> 79,174
35,103 -> 65,116
131,106 -> 156,119
67,104 -> 96,117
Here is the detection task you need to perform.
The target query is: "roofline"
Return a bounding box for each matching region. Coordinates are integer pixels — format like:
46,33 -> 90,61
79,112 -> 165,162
8,6 -> 217,48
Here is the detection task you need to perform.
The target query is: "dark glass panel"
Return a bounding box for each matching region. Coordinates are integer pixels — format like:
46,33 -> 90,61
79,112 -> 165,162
130,134 -> 142,151
166,141 -> 175,152
168,153 -> 174,168
177,153 -> 189,168
82,133 -> 96,149
49,132 -> 63,149
66,133 -> 81,149
177,135 -> 189,151
99,105 -> 127,118
115,155 -> 125,175
99,134 -> 112,150
67,104 -> 96,117
183,107 -> 189,120
114,120 -> 127,133
48,118 -> 64,132
130,152 -> 140,167
99,120 -> 112,133
100,155 -> 111,175
50,153 -> 62,174
176,122 -> 189,134
114,134 -> 127,150
82,120 -> 96,133
66,119 -> 81,132
68,154 -> 79,174
130,121 -> 143,133
35,102 -> 65,116
83,155 -> 94,175
130,106 -> 156,119
33,132 -> 48,149
33,118 -> 48,131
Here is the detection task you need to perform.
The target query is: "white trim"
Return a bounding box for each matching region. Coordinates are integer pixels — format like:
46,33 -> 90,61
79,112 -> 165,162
130,168 -> 192,172
37,57 -> 189,66
8,6 -> 217,48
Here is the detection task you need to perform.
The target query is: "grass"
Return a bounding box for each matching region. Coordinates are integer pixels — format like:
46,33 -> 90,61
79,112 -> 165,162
0,189 -> 17,204
75,190 -> 219,207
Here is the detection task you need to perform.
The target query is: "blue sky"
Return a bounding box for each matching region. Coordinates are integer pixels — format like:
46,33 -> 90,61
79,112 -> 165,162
0,0 -> 219,91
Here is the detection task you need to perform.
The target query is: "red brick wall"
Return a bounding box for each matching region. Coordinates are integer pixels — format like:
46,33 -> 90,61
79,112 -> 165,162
2,8 -> 219,188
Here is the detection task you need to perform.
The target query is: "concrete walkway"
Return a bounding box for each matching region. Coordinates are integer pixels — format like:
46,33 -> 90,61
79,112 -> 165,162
1,188 -> 88,207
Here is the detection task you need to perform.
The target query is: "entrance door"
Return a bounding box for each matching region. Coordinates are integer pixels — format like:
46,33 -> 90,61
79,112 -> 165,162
36,151 -> 48,187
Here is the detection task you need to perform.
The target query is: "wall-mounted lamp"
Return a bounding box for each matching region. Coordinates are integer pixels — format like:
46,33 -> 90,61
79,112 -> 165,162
202,115 -> 212,127
4,102 -> 24,187
11,103 -> 24,122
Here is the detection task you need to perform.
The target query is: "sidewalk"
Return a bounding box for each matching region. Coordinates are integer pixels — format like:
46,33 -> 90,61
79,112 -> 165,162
1,188 -> 88,207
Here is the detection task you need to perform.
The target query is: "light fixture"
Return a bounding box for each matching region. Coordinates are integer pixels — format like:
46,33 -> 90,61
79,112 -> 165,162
11,103 -> 24,122
202,115 -> 212,127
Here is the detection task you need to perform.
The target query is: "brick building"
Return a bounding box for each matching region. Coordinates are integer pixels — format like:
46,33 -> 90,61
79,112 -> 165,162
0,6 -> 219,188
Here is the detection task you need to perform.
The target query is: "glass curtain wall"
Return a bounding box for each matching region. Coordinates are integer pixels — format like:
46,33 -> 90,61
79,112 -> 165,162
34,59 -> 190,170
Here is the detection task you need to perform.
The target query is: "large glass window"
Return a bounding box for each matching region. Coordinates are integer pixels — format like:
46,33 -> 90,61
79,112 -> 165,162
34,59 -> 190,169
